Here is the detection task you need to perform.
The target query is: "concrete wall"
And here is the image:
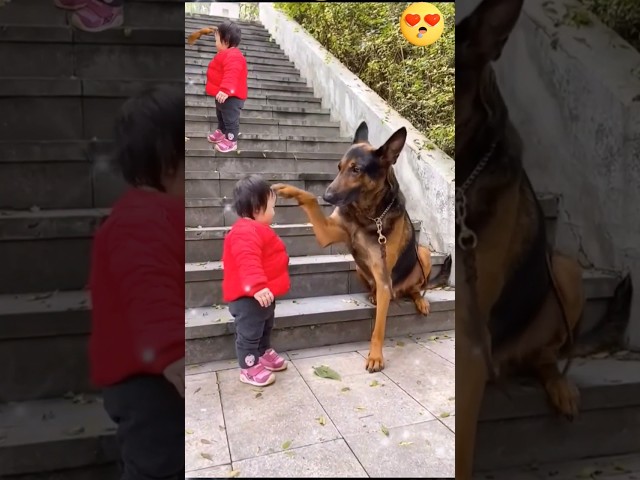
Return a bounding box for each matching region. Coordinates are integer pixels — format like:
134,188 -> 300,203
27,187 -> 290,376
493,0 -> 640,347
258,3 -> 456,284
208,2 -> 239,19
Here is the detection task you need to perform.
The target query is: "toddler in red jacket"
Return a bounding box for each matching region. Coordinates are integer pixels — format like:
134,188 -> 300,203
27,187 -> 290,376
205,20 -> 248,153
89,86 -> 184,479
222,174 -> 291,387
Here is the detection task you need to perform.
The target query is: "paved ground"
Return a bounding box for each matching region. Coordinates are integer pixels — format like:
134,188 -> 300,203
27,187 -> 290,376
185,331 -> 455,478
477,453 -> 640,480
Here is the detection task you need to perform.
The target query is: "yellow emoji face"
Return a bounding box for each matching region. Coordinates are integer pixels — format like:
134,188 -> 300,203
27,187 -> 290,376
400,2 -> 445,47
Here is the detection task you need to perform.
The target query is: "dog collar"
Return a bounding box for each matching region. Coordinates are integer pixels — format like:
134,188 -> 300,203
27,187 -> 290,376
368,199 -> 395,245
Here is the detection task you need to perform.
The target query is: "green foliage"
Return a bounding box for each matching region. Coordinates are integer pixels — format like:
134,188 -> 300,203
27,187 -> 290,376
276,2 -> 455,158
582,0 -> 640,51
239,3 -> 259,22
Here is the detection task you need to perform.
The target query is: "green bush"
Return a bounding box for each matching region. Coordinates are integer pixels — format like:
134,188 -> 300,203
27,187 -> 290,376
275,2 -> 455,158
581,0 -> 640,51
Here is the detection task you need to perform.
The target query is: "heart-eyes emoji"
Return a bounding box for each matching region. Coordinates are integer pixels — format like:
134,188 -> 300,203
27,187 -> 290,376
400,2 -> 445,47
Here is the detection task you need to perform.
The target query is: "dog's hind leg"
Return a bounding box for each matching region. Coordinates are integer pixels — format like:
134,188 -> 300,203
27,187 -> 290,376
410,290 -> 430,315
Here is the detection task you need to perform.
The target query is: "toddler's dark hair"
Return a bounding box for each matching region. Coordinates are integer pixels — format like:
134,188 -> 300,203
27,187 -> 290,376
218,20 -> 242,48
112,85 -> 184,191
233,174 -> 273,219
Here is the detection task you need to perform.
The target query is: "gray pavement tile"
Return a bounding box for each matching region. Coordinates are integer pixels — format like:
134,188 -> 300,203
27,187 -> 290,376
344,420 -> 454,478
185,373 -> 231,471
358,341 -> 455,418
187,358 -> 239,376
186,463 -> 234,478
418,331 -> 455,364
293,352 -> 434,436
440,415 -> 455,433
287,340 -> 373,361
217,366 -> 341,462
231,439 -> 369,478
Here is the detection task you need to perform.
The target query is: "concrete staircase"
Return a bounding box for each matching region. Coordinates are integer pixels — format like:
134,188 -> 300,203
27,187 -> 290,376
0,0 -> 182,477
182,13 -> 455,367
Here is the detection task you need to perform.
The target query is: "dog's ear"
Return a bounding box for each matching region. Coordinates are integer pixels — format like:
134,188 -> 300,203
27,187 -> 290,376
353,122 -> 369,144
376,127 -> 406,165
457,0 -> 524,65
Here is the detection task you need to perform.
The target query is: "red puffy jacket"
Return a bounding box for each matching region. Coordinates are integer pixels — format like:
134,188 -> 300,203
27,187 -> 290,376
89,189 -> 184,387
205,47 -> 248,100
222,218 -> 290,302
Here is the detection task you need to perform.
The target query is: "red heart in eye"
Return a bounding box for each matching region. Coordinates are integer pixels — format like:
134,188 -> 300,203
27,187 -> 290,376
404,14 -> 420,27
425,14 -> 440,26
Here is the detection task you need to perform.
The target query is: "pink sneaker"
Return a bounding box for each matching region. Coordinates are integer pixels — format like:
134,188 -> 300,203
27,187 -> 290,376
260,348 -> 288,372
70,0 -> 123,32
54,0 -> 87,10
240,363 -> 275,387
207,130 -> 225,144
214,137 -> 238,153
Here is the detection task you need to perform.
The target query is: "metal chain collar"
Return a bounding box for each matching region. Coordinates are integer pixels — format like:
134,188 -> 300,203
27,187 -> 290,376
369,199 -> 395,246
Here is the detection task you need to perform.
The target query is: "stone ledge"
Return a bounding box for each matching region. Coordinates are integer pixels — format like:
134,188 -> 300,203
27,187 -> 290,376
0,78 -> 183,98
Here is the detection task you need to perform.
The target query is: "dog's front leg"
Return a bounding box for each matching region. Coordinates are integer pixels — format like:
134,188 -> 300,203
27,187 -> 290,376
366,265 -> 392,373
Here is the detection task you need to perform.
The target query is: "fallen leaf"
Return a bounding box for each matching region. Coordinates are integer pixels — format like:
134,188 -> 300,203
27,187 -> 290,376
200,439 -> 212,444
396,341 -> 405,347
341,387 -> 351,392
316,416 -> 326,426
370,380 -> 380,387
355,406 -> 366,412
185,429 -> 194,434
440,412 -> 451,418
381,425 -> 389,436
313,365 -> 341,381
194,387 -> 202,394
282,440 -> 292,450
285,451 -> 295,458
255,392 -> 263,399
448,396 -> 455,401
399,441 -> 413,446
227,469 -> 240,477
428,335 -> 439,341
200,452 -> 213,461
577,467 -> 601,478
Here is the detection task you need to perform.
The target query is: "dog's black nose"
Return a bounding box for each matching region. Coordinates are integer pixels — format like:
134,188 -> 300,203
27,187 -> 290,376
323,191 -> 335,204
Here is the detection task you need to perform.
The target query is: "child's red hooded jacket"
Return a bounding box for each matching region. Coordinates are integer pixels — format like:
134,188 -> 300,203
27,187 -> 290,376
222,218 -> 290,302
206,48 -> 248,100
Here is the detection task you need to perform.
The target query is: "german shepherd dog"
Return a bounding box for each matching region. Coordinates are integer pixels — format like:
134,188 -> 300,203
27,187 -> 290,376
456,0 -> 587,477
273,122 -> 452,372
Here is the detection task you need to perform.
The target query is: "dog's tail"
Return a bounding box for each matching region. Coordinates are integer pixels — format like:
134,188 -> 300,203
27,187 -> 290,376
426,253 -> 452,289
187,27 -> 217,45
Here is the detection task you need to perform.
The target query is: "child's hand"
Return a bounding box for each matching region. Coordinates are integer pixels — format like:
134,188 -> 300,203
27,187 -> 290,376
254,287 -> 274,307
216,91 -> 229,103
163,357 -> 185,397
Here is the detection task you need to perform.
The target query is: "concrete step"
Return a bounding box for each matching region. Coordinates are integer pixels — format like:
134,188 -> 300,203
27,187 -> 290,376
185,77 -> 314,94
185,43 -> 287,59
185,93 -> 321,110
185,22 -> 271,39
475,358 -> 640,471
186,171 -> 335,199
185,221 -> 423,263
185,196 -> 335,228
184,65 -> 305,83
185,254 -> 616,309
185,57 -> 297,75
3,43 -> 183,79
185,117 -> 340,137
185,84 -> 316,100
184,53 -> 295,69
0,0 -> 182,30
185,89 -> 318,103
185,290 -> 456,365
185,48 -> 289,63
185,16 -> 269,32
184,133 -> 351,153
0,394 -> 116,476
184,104 -> 332,123
184,35 -> 278,51
185,149 -> 342,173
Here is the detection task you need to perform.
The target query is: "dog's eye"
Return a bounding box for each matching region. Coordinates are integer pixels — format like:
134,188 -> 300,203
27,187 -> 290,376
352,165 -> 361,174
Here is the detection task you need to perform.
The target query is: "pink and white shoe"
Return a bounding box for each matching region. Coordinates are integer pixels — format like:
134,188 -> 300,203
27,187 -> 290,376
214,137 -> 238,153
260,348 -> 288,372
240,363 -> 275,387
54,0 -> 87,10
70,0 -> 124,32
207,130 -> 225,144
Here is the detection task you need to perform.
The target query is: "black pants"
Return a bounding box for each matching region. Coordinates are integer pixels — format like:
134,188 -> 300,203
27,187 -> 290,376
103,375 -> 184,480
215,97 -> 244,141
229,297 -> 275,369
